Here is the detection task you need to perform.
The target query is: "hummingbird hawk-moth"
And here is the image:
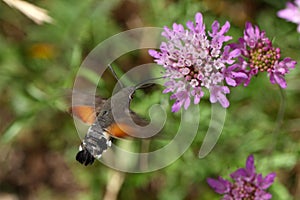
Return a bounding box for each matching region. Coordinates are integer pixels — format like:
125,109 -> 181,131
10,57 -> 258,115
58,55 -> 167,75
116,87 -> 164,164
71,65 -> 158,166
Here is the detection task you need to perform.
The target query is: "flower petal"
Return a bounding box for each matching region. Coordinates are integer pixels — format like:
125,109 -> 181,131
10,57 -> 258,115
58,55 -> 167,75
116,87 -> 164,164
207,177 -> 231,194
261,172 -> 276,189
245,155 -> 256,174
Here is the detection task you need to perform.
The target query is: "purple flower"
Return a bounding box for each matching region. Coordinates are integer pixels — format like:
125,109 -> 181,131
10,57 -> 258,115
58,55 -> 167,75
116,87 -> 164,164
229,22 -> 297,88
149,12 -> 244,112
277,0 -> 300,33
207,155 -> 276,200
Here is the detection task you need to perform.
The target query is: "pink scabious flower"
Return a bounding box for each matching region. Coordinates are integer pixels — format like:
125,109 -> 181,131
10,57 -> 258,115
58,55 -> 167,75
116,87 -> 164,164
207,155 -> 276,200
229,22 -> 297,88
149,12 -> 245,112
277,0 -> 300,33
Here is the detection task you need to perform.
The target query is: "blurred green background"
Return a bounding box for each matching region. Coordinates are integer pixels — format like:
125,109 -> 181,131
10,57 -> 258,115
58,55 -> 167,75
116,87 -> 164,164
0,0 -> 299,199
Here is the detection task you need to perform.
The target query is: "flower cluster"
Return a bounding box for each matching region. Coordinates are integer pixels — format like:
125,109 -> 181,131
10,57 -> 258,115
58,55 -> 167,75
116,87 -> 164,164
149,13 -> 296,112
229,22 -> 297,88
207,155 -> 276,200
277,0 -> 300,33
149,13 -> 244,112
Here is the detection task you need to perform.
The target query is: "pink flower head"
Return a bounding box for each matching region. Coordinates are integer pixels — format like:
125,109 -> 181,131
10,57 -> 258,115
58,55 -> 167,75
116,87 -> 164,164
229,22 -> 296,88
149,13 -> 245,112
277,0 -> 300,33
207,155 -> 276,200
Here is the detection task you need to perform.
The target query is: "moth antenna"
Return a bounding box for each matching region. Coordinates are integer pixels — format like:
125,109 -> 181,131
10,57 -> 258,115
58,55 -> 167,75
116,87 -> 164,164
134,76 -> 164,90
108,64 -> 124,88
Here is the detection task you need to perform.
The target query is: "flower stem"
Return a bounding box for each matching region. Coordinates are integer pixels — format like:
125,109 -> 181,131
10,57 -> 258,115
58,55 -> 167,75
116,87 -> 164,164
268,85 -> 286,152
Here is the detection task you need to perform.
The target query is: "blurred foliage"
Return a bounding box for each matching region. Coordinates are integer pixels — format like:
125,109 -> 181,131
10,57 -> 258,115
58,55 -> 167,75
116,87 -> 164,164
0,0 -> 299,199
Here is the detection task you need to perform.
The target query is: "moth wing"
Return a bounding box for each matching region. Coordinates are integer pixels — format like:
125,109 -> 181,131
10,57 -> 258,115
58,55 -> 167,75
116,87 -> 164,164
69,95 -> 106,125
106,111 -> 149,138
70,105 -> 96,125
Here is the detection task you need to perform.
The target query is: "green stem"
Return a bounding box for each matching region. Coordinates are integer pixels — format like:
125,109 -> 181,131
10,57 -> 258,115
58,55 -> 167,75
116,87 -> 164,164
269,86 -> 286,152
